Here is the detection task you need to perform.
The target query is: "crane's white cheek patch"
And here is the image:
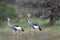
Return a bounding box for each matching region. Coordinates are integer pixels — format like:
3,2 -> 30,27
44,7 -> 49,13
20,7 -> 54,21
15,27 -> 22,30
33,26 -> 39,29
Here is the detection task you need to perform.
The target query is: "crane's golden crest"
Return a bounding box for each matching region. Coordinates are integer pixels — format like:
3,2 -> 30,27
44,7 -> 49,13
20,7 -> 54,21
6,17 -> 10,21
27,14 -> 31,17
6,17 -> 10,19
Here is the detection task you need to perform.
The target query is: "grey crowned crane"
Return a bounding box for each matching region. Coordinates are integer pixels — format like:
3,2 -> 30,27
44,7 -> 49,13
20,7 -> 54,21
6,17 -> 24,32
27,14 -> 42,31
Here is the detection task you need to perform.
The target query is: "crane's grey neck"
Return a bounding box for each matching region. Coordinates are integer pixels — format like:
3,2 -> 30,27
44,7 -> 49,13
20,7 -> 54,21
27,17 -> 30,22
7,21 -> 11,26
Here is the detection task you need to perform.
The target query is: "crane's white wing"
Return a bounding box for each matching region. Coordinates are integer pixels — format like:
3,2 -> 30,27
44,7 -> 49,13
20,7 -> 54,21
15,27 -> 22,30
33,26 -> 39,29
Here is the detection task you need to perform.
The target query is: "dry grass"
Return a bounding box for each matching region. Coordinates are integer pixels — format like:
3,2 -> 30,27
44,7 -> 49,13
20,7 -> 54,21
0,30 -> 60,40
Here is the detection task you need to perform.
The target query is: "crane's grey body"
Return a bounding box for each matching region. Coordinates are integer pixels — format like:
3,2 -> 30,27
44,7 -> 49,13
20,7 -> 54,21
27,14 -> 42,31
7,21 -> 21,30
6,18 -> 24,31
8,21 -> 17,29
28,18 -> 38,29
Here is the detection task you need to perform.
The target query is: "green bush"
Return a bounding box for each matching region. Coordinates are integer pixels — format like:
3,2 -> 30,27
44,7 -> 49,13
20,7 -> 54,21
0,1 -> 17,21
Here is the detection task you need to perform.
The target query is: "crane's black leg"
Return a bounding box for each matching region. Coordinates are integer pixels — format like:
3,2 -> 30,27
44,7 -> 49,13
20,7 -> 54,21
28,26 -> 31,32
14,29 -> 17,40
14,29 -> 17,33
34,29 -> 36,33
14,29 -> 17,39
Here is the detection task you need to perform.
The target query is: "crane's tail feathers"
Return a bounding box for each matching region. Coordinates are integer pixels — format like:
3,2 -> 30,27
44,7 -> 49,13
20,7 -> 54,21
39,26 -> 42,31
21,28 -> 24,32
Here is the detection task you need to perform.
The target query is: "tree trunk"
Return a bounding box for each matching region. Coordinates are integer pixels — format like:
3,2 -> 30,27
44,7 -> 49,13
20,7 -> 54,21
49,14 -> 54,25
